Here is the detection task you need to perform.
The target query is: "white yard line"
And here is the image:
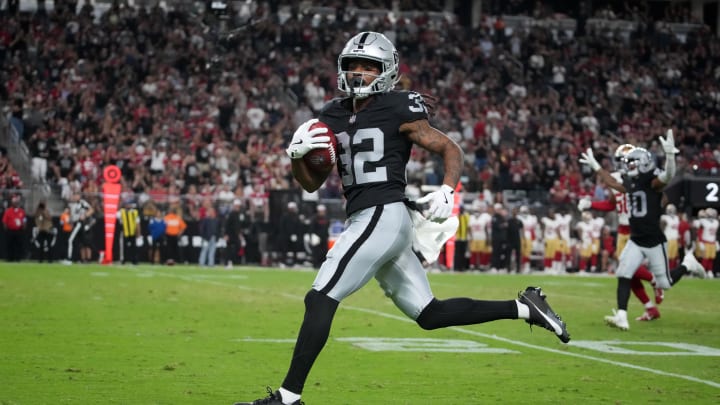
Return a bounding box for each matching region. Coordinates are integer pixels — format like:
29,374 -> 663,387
126,267 -> 720,389
345,305 -> 720,389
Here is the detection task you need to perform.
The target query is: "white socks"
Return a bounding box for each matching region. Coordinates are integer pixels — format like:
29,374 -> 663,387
278,388 -> 301,405
516,300 -> 530,319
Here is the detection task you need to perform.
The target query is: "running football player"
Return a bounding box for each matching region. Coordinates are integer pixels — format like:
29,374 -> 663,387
237,32 -> 570,405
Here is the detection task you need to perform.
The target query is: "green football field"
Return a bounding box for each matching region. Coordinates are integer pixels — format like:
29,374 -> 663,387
0,263 -> 718,404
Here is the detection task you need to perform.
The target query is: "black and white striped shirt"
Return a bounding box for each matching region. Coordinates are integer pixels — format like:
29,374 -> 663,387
68,199 -> 92,223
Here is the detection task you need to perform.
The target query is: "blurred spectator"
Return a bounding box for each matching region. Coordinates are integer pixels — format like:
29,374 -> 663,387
198,206 -> 220,267
163,207 -> 187,265
4,1 -> 719,268
490,203 -> 508,272
454,206 -> 470,272
224,199 -> 248,269
276,201 -> 304,267
29,129 -> 52,183
2,195 -> 26,262
148,209 -> 166,265
507,206 -> 523,273
32,201 -> 55,263
118,200 -> 141,265
306,203 -> 329,269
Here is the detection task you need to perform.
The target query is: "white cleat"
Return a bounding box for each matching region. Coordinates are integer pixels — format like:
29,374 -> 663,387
604,309 -> 629,331
681,252 -> 706,279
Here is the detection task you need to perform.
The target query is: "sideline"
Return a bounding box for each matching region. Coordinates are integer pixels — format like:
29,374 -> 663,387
126,267 -> 720,389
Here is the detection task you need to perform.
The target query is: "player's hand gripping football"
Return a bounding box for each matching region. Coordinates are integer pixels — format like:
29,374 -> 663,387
416,184 -> 455,223
286,118 -> 331,159
579,148 -> 601,172
659,129 -> 680,155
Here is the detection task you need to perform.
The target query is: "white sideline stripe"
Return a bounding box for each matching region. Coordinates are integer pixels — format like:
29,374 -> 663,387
344,306 -> 720,389
127,267 -> 720,389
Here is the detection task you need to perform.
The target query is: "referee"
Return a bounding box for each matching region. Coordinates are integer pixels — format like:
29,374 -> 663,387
62,193 -> 93,265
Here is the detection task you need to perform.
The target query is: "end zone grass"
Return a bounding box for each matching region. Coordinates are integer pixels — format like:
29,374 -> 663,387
0,263 -> 718,404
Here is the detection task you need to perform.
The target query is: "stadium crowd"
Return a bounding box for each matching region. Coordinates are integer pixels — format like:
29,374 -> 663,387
1,1 -> 719,273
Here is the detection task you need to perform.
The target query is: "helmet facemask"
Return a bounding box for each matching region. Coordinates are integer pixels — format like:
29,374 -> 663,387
622,148 -> 655,177
337,32 -> 400,98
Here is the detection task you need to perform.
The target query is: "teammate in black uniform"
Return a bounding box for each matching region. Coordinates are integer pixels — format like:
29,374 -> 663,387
580,130 -> 706,330
237,32 -> 570,405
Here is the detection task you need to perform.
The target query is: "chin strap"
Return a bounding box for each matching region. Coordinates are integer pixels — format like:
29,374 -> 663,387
349,77 -> 362,98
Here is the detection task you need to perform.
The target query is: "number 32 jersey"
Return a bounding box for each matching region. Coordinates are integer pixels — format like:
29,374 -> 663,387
319,91 -> 428,215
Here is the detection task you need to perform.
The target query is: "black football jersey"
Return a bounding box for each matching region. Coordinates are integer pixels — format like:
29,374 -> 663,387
319,91 -> 429,215
623,171 -> 666,247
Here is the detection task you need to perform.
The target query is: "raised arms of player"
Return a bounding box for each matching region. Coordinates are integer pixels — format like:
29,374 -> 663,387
655,129 -> 678,186
579,129 -> 678,193
579,148 -> 627,194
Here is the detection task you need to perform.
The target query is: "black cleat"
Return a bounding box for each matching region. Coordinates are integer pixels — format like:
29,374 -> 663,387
234,387 -> 303,405
518,286 -> 570,343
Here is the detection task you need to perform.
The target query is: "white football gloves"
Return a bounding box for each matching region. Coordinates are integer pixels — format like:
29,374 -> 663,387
577,197 -> 592,211
416,184 -> 455,223
579,148 -> 601,172
286,118 -> 330,159
659,129 -> 680,155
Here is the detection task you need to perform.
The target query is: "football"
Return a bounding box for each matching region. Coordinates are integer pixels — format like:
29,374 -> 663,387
303,121 -> 338,172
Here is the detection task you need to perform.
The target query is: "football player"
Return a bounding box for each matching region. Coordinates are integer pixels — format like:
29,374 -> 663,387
692,207 -> 719,278
237,32 -> 570,405
576,211 -> 596,274
554,208 -> 573,272
518,205 -> 540,274
578,143 -> 664,321
660,204 -> 681,269
590,213 -> 605,272
579,130 -> 706,331
468,200 -> 492,270
541,208 -> 559,273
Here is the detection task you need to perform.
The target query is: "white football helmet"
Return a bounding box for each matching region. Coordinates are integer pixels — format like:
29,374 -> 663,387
623,147 -> 655,177
705,208 -> 718,219
613,143 -> 635,173
337,32 -> 399,98
582,211 -> 593,222
665,204 -> 677,215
